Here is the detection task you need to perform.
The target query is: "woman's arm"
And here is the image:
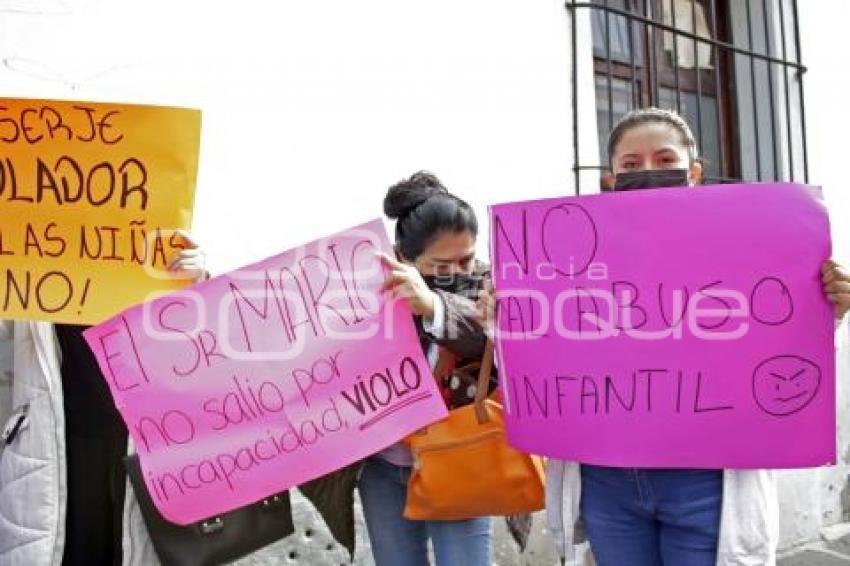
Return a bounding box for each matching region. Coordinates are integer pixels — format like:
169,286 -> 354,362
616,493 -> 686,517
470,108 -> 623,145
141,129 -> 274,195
429,261 -> 492,361
377,252 -> 490,360
432,289 -> 488,361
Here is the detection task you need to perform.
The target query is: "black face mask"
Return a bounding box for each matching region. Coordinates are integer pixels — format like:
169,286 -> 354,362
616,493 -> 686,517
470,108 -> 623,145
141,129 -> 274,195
613,168 -> 690,192
422,273 -> 483,298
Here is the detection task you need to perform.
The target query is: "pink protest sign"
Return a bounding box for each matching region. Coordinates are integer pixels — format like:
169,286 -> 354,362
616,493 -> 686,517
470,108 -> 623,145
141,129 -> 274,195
84,219 -> 447,525
489,183 -> 835,469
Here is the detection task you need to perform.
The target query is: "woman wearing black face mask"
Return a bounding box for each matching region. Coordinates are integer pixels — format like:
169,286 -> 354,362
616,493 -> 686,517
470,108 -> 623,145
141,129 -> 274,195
545,108 -> 850,566
357,171 -> 518,566
377,172 -> 492,405
601,107 -> 704,193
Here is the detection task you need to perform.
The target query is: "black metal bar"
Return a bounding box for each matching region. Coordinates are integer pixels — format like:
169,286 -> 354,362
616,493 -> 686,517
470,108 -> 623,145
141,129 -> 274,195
762,0 -> 778,180
778,0 -> 794,181
605,0 -> 615,137
649,0 -> 660,104
571,0 -> 581,194
566,1 -> 807,71
628,0 -> 639,108
641,0 -> 652,106
670,0 -> 682,112
791,0 -> 809,183
708,0 -> 725,177
723,2 -> 743,181
746,0 -> 763,181
691,0 -> 704,161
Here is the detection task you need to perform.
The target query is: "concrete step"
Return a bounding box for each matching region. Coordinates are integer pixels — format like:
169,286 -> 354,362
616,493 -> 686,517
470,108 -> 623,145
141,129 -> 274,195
778,549 -> 850,566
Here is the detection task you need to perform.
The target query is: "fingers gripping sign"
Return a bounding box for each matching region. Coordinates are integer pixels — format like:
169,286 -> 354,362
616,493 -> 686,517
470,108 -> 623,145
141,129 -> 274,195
822,259 -> 850,321
167,230 -> 208,282
376,252 -> 437,320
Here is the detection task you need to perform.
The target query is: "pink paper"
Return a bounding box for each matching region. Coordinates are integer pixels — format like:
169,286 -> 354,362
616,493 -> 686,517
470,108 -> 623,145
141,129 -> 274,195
489,183 -> 835,469
84,219 -> 447,524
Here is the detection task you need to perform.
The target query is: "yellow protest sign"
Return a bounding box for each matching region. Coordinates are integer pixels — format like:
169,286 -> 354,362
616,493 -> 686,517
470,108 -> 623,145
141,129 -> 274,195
0,98 -> 201,324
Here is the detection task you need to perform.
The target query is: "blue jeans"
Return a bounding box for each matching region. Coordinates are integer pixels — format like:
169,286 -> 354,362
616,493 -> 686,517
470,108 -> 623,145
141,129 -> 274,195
580,465 -> 723,566
358,457 -> 493,566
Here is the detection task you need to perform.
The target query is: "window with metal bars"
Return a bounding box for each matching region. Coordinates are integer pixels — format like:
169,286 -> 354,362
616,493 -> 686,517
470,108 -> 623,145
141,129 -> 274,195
568,0 -> 808,189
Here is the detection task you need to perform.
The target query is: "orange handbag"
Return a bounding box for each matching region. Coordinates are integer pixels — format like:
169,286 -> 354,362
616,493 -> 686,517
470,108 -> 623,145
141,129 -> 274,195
403,340 -> 545,520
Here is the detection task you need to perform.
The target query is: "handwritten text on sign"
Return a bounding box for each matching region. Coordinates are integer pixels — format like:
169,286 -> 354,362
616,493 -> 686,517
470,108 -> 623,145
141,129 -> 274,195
84,220 -> 447,524
490,183 -> 834,468
0,98 -> 201,324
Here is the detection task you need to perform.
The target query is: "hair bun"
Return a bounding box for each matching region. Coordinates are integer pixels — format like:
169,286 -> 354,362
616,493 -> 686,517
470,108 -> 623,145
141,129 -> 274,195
383,171 -> 448,220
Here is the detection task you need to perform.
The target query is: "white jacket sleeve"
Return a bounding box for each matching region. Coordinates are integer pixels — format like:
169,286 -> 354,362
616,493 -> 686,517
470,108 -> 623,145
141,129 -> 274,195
717,470 -> 779,565
0,320 -> 14,436
0,320 -> 12,380
0,320 -> 12,346
546,459 -> 588,565
546,459 -> 568,560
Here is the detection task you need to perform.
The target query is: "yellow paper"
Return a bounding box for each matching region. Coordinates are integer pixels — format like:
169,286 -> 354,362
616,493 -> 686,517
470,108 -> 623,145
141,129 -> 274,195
0,98 -> 201,324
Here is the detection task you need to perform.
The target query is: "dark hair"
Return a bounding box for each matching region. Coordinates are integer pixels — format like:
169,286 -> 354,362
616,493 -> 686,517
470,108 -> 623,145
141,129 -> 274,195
383,171 -> 478,260
607,107 -> 699,166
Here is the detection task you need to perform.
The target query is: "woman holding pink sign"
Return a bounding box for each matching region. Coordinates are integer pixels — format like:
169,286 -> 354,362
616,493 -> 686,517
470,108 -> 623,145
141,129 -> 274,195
536,108 -> 850,566
358,171 -> 502,566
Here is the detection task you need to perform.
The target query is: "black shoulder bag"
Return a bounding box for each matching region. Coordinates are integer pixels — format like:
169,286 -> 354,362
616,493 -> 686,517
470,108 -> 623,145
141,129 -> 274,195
124,454 -> 295,566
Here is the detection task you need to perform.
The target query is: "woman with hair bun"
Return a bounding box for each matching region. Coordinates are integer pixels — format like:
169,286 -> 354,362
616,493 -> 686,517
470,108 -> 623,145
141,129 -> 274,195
358,171 -> 497,566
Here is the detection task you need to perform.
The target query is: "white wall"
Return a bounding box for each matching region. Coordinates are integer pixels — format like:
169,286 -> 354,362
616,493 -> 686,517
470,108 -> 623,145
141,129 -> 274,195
0,0 -> 577,273
799,0 -> 850,263
0,2 -> 578,563
775,0 -> 850,551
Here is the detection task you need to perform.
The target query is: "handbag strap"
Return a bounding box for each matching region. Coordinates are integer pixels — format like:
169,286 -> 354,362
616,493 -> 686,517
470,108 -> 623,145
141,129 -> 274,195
473,340 -> 495,424
433,346 -> 457,383
432,340 -> 494,424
